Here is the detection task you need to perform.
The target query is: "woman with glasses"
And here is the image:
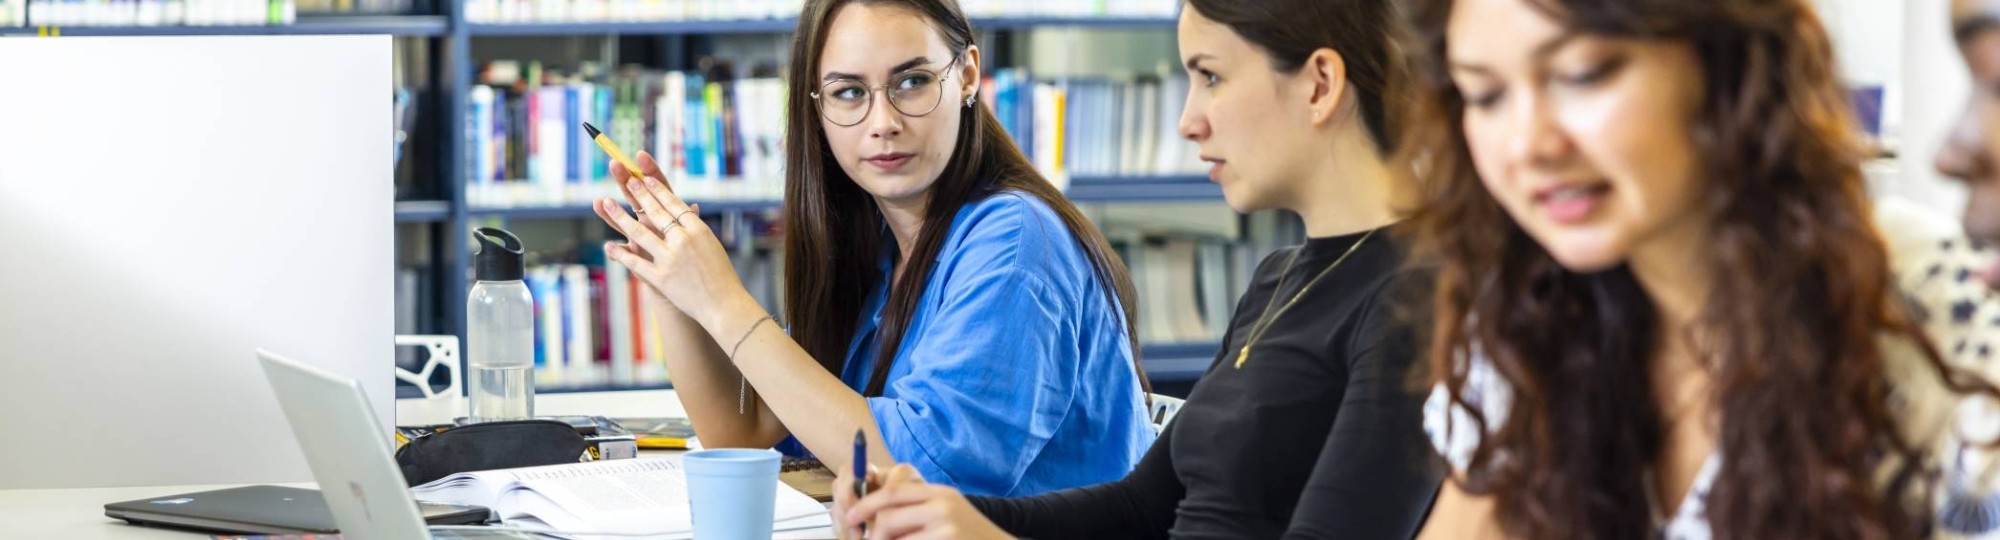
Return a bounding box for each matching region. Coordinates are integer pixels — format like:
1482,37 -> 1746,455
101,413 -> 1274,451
590,0 -> 1153,497
828,0 -> 1443,538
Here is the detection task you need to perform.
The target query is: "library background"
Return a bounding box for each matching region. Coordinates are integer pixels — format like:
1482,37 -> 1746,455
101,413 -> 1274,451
0,0 -> 1922,399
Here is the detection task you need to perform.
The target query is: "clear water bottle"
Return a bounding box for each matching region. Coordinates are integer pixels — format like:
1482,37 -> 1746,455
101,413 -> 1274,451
468,227 -> 535,423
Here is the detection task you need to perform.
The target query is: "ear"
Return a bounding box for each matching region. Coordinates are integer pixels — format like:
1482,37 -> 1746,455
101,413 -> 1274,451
1303,47 -> 1347,127
959,44 -> 984,101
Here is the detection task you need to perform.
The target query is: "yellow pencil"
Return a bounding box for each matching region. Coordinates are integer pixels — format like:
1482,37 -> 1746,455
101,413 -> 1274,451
581,121 -> 647,180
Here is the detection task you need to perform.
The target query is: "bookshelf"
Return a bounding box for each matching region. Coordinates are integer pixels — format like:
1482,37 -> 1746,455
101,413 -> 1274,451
8,3 -> 1239,391
0,14 -> 448,36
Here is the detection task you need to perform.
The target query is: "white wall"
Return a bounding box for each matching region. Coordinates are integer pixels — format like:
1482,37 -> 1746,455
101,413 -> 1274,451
0,36 -> 393,489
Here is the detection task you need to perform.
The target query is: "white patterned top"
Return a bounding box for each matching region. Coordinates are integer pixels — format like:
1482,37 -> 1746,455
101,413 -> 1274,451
1422,200 -> 2000,539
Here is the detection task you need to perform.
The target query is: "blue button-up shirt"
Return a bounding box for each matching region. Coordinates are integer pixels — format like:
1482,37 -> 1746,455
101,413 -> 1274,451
779,191 -> 1153,497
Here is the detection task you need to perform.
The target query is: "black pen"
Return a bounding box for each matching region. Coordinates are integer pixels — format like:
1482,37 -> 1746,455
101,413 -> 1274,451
853,429 -> 868,537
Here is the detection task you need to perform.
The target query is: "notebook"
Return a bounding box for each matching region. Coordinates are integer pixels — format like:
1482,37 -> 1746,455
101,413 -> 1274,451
409,456 -> 831,537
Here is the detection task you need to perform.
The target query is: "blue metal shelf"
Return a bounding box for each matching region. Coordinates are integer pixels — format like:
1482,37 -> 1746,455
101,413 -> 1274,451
1066,174 -> 1221,202
394,200 -> 451,223
460,15 -> 1172,36
539,382 -> 675,394
468,199 -> 782,220
1,15 -> 449,36
1142,342 -> 1220,382
466,18 -> 797,36
526,341 -> 1217,394
974,16 -> 1177,30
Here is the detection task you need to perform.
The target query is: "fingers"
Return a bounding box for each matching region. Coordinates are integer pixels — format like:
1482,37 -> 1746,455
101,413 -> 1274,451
844,471 -> 945,528
602,241 -> 667,285
624,177 -> 691,232
596,198 -> 675,264
635,150 -> 672,192
882,464 -> 924,487
869,497 -> 951,540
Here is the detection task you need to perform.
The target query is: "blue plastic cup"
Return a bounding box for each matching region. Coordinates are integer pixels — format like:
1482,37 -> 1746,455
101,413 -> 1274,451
683,448 -> 781,540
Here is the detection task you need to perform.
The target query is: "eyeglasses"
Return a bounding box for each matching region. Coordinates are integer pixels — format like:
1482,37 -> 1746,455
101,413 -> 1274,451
812,56 -> 961,127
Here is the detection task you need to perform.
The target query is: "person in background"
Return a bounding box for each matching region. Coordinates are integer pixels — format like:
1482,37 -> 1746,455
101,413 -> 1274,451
832,0 -> 1443,538
1937,0 -> 2000,295
1402,0 -> 2000,538
592,0 -> 1154,497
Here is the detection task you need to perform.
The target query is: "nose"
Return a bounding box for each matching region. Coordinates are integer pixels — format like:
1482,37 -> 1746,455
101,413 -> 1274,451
864,89 -> 904,139
1503,89 -> 1573,168
1936,94 -> 1991,182
1178,91 -> 1208,142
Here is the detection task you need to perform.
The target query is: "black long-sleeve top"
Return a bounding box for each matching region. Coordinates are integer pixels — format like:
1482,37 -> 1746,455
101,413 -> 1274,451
969,227 -> 1442,539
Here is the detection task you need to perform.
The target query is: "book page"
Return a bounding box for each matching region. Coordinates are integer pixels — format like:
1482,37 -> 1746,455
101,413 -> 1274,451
510,459 -> 694,533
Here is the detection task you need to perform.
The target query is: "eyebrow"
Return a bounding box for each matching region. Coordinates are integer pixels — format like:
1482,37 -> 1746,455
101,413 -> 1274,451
1447,32 -> 1582,76
1958,14 -> 2000,46
822,56 -> 935,82
1183,53 -> 1215,71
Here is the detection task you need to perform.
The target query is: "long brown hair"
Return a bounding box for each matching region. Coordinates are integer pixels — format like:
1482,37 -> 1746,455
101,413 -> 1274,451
781,0 -> 1148,397
1400,0 -> 1995,538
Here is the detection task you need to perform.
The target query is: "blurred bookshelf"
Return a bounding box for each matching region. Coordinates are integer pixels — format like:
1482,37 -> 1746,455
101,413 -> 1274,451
7,0 -> 1264,395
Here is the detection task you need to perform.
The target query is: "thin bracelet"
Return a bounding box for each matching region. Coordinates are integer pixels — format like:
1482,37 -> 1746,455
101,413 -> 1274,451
730,315 -> 774,414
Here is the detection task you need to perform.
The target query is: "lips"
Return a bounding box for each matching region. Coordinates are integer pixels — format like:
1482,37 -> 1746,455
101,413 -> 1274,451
1532,182 -> 1611,225
1201,156 -> 1225,182
865,152 -> 915,172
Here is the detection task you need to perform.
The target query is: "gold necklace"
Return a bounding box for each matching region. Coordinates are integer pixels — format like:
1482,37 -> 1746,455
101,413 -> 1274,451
1235,228 -> 1378,369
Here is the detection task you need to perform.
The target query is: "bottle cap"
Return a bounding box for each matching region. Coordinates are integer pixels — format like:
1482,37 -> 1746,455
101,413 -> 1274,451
472,228 -> 525,282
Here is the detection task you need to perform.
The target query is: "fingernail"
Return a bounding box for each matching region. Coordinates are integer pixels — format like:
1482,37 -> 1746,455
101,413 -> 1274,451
627,180 -> 641,191
646,176 -> 660,187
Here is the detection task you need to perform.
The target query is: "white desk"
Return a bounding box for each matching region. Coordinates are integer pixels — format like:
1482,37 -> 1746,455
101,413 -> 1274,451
1,390 -> 836,539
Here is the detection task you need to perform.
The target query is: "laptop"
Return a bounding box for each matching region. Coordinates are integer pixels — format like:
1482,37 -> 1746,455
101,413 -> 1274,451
103,348 -> 494,536
110,349 -> 552,539
104,484 -> 486,535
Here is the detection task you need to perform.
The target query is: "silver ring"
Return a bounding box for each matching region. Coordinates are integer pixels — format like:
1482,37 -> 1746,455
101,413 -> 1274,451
670,209 -> 695,224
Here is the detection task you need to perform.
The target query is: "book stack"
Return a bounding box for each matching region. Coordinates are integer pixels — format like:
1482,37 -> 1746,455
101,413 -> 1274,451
519,233 -> 783,389
466,61 -> 787,209
462,0 -> 1180,24
464,0 -> 802,24
3,0 -> 24,26
22,0 -> 296,26
958,0 -> 1177,18
981,67 -> 1206,182
294,0 -> 412,14
1103,206 -> 1303,345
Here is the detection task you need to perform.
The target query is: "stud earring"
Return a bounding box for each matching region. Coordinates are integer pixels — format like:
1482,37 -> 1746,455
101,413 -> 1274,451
965,96 -> 976,107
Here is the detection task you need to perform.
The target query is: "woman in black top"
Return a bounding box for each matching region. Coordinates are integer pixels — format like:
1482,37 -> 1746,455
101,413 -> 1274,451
833,1 -> 1441,538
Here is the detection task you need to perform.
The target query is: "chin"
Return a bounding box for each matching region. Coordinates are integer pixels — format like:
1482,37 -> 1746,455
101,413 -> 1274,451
853,175 -> 933,203
1218,181 -> 1278,214
1528,228 -> 1630,274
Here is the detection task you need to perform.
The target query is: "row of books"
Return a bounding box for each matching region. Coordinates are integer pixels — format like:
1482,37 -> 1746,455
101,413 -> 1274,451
466,62 -> 1202,208
958,0 -> 1176,18
984,68 -> 1204,178
1107,208 -> 1301,345
295,0 -> 411,14
15,0 -> 296,26
462,0 -> 1177,24
501,231 -> 783,388
465,61 -> 787,208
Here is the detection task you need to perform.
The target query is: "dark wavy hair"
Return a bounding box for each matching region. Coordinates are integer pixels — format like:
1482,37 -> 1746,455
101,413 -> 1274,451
782,0 -> 1147,397
1399,0 -> 1997,538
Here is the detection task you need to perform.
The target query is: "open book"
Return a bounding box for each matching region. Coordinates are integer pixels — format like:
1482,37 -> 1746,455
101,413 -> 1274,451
410,456 -> 831,538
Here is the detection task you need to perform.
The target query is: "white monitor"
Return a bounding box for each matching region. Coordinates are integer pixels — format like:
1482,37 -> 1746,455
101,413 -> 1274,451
0,35 -> 394,489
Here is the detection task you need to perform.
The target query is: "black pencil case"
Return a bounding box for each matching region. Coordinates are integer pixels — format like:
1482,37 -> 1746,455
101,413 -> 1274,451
394,419 -> 588,486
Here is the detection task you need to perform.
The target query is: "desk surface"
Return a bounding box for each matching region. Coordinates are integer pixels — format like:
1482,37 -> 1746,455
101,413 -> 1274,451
3,390 -> 836,539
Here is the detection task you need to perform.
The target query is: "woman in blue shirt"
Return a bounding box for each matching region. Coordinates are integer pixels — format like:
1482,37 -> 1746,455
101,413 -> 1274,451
589,0 -> 1153,497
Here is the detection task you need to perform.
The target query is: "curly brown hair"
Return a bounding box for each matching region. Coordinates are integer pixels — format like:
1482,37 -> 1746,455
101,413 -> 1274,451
1399,0 -> 1997,538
